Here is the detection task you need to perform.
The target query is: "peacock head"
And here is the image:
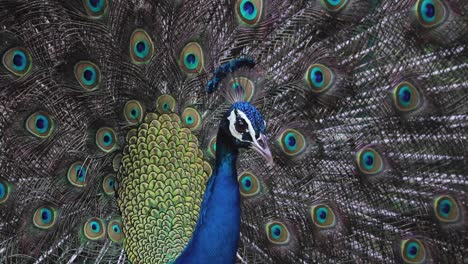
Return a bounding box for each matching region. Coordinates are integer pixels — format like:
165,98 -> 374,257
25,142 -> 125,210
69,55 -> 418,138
223,102 -> 273,165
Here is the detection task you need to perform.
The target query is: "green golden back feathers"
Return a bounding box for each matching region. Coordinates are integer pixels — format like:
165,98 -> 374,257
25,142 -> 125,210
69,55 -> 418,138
117,110 -> 210,263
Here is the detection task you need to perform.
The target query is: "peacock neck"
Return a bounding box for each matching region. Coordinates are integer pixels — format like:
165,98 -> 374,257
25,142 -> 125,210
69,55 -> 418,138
175,128 -> 241,264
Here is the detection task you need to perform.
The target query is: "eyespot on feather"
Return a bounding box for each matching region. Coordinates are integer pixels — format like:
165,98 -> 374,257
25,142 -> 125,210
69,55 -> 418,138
235,0 -> 263,26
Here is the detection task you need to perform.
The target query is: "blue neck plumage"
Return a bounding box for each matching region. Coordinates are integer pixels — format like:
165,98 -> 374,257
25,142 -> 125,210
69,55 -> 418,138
175,125 -> 240,264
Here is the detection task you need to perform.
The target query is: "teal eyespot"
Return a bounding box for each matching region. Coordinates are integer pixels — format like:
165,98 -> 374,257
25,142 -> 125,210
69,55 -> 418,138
83,0 -> 108,18
2,47 -> 32,77
311,205 -> 337,228
96,127 -> 117,153
306,64 -> 335,93
208,136 -> 217,158
68,162 -> 87,187
84,218 -> 105,240
235,0 -> 263,25
0,179 -> 11,204
107,219 -> 123,243
74,61 -> 101,91
182,107 -> 202,130
228,77 -> 255,102
33,206 -> 58,229
129,29 -> 154,64
238,171 -> 260,197
156,95 -> 176,114
277,129 -> 306,156
124,100 -> 144,125
103,175 -> 116,196
392,82 -> 422,112
26,112 -> 55,139
320,0 -> 349,12
356,147 -> 384,175
433,195 -> 460,223
414,0 -> 447,28
265,222 -> 290,245
401,239 -> 427,264
179,42 -> 204,75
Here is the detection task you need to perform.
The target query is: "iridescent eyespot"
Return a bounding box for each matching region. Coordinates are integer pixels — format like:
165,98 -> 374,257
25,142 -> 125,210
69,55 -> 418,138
320,0 -> 349,12
401,239 -> 427,264
179,42 -> 204,75
265,221 -> 290,245
433,195 -> 460,223
33,206 -> 57,229
414,0 -> 447,28
238,171 -> 260,197
67,162 -> 87,187
235,0 -> 263,25
129,29 -> 154,64
392,82 -> 422,112
0,179 -> 11,204
182,107 -> 202,130
107,219 -> 123,243
277,129 -> 306,156
356,147 -> 384,175
306,64 -> 335,93
74,61 -> 101,91
102,175 -> 116,195
84,218 -> 105,240
203,161 -> 212,178
310,205 -> 337,228
229,77 -> 255,102
208,136 -> 217,158
124,100 -> 144,125
26,111 -> 55,139
83,0 -> 108,18
156,95 -> 176,114
96,127 -> 118,153
2,47 -> 32,77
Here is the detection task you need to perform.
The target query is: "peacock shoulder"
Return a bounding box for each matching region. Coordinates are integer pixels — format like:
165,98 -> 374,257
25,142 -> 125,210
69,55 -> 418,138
117,111 -> 210,263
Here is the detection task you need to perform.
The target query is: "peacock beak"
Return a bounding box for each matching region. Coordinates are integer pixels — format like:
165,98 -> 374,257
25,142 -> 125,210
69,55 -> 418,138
251,133 -> 274,167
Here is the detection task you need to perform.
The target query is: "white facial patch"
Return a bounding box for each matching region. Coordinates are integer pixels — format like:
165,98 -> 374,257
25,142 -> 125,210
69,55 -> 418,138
227,110 -> 257,143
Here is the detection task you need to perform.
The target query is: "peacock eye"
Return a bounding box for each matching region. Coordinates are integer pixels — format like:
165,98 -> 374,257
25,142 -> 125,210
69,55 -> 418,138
74,61 -> 101,91
265,221 -> 290,245
179,42 -> 204,75
182,107 -> 202,130
306,64 -> 335,93
107,219 -> 123,243
26,111 -> 55,139
0,179 -> 11,204
356,147 -> 384,175
67,162 -> 87,187
102,174 -> 116,195
235,0 -> 263,26
433,195 -> 460,223
83,0 -> 108,18
96,127 -> 118,153
2,47 -> 32,77
400,239 -> 427,264
33,206 -> 58,229
83,218 -> 106,240
310,205 -> 337,228
235,118 -> 248,133
277,129 -> 307,156
238,171 -> 260,197
415,0 -> 447,28
156,94 -> 176,114
208,136 -> 217,158
392,82 -> 422,112
129,29 -> 154,64
123,100 -> 144,125
320,0 -> 349,12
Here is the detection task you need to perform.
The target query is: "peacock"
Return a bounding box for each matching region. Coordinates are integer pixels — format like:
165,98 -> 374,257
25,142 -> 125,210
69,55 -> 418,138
0,0 -> 467,263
